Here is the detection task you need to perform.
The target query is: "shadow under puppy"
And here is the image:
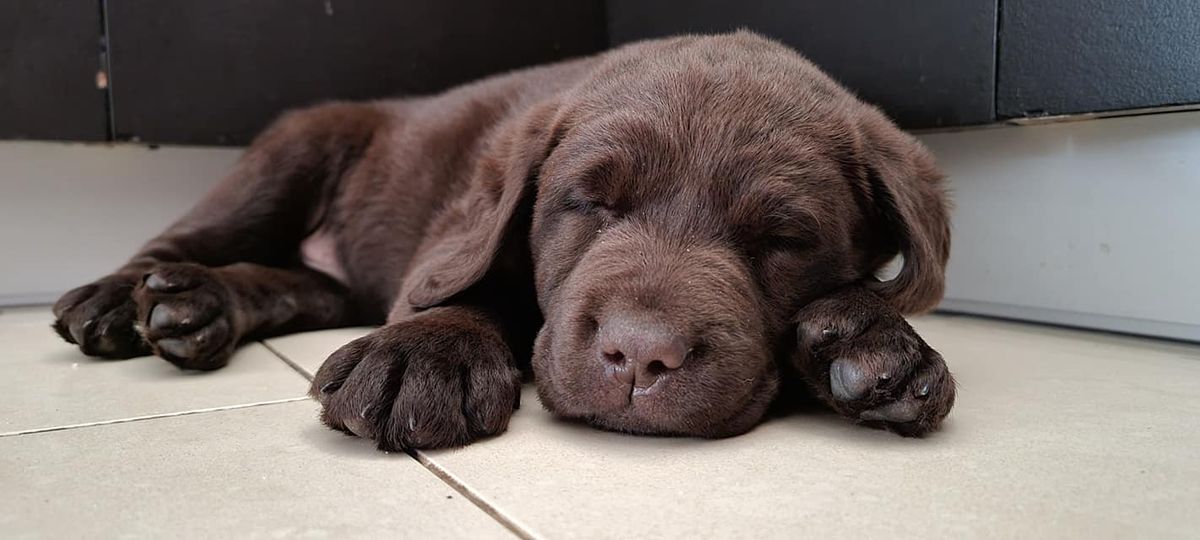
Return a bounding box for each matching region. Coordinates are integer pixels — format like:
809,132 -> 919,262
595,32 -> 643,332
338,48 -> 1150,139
53,32 -> 955,450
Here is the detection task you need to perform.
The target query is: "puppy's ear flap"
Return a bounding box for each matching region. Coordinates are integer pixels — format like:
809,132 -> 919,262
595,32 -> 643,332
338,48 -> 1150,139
859,119 -> 951,314
403,100 -> 564,310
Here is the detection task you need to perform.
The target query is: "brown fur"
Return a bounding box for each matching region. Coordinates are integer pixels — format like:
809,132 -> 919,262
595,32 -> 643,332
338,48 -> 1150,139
52,32 -> 955,449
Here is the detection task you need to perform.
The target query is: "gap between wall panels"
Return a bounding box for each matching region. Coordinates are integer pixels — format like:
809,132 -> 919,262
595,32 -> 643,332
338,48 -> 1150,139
98,0 -> 116,142
992,0 -> 1003,123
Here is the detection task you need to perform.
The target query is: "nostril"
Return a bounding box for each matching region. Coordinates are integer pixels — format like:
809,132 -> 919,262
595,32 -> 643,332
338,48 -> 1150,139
602,349 -> 625,364
644,359 -> 670,376
595,313 -> 691,385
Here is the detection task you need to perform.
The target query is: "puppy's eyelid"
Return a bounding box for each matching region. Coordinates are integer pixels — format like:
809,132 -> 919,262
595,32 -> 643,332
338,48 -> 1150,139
562,196 -> 597,212
565,193 -> 626,219
763,233 -> 813,251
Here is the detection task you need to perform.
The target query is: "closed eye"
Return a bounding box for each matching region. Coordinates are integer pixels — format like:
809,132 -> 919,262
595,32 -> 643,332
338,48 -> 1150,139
562,193 -> 623,219
760,230 -> 816,253
753,198 -> 822,254
562,196 -> 602,213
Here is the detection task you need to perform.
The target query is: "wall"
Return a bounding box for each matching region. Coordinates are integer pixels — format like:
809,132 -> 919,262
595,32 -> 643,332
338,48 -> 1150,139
0,143 -> 238,305
920,112 -> 1200,341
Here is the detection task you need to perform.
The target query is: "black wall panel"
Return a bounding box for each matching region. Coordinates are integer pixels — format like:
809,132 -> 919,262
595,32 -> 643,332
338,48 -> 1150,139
106,0 -> 607,145
0,0 -> 108,141
12,1 -> 1199,144
607,0 -> 998,129
998,0 -> 1200,118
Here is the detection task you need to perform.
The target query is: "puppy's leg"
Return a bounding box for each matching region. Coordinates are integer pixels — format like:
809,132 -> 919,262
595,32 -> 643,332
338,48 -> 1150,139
132,262 -> 354,370
53,103 -> 385,360
791,285 -> 956,436
310,305 -> 522,450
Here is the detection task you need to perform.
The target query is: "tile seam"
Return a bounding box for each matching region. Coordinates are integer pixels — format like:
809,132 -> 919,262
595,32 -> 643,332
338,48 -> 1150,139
256,339 -> 536,538
260,340 -> 316,381
410,450 -> 541,540
0,397 -> 308,438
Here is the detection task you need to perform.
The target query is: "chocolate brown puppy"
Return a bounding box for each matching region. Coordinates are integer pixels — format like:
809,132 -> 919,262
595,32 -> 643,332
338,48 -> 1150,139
53,32 -> 954,450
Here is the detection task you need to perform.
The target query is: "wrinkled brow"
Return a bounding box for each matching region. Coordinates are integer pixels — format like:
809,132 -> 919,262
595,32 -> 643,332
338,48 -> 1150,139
548,119 -> 676,204
731,181 -> 826,240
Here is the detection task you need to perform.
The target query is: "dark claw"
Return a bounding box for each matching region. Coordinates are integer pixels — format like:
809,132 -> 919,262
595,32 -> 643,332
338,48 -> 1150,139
53,285 -> 94,319
343,416 -> 374,440
55,321 -> 76,344
70,319 -> 93,346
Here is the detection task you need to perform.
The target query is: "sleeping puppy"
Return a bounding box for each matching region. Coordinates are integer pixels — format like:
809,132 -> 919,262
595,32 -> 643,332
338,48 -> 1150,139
52,32 -> 955,450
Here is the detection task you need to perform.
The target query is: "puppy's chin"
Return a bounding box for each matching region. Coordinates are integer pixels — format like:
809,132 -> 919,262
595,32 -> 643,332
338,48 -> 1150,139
577,377 -> 779,439
531,325 -> 780,439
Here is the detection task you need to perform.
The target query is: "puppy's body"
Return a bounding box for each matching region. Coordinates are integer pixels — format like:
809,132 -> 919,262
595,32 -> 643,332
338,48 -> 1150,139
53,33 -> 955,450
296,56 -> 600,322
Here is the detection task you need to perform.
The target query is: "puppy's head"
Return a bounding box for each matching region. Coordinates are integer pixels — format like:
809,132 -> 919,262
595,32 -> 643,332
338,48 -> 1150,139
404,32 -> 950,438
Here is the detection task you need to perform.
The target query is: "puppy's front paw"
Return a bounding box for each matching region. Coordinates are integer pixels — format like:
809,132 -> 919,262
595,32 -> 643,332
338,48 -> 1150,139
311,309 -> 521,451
132,263 -> 239,370
794,287 -> 955,436
53,274 -> 148,358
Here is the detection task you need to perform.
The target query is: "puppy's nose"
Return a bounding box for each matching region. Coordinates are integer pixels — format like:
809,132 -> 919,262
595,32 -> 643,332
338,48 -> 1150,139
597,315 -> 688,390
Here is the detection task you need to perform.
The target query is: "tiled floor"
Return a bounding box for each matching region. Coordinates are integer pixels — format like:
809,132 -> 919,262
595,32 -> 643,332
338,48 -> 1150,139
2,307 -> 1198,538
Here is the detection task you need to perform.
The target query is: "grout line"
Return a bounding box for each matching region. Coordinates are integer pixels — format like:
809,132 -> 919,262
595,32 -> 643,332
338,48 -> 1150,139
409,450 -> 539,540
260,340 -> 316,381
0,397 -> 308,438
254,338 -> 534,537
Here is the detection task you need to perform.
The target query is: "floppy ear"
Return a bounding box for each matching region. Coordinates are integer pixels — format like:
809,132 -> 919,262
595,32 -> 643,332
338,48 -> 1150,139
402,100 -> 564,310
859,120 -> 952,314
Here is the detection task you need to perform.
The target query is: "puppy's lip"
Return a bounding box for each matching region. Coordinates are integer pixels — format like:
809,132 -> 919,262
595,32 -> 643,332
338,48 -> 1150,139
631,374 -> 669,398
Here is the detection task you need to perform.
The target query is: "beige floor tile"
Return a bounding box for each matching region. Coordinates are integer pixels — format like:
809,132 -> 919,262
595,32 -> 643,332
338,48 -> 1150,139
406,315 -> 1200,539
265,327 -> 376,378
0,400 -> 514,539
0,307 -> 308,435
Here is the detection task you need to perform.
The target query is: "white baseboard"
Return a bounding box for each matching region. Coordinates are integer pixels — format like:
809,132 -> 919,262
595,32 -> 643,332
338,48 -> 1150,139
920,111 -> 1200,342
937,299 -> 1200,343
0,142 -> 240,304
